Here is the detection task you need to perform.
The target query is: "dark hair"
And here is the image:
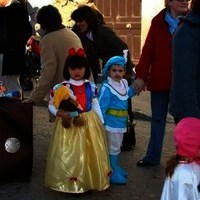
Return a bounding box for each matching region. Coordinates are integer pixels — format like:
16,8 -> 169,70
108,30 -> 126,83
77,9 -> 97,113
71,5 -> 100,30
165,154 -> 183,177
191,0 -> 200,13
17,0 -> 26,3
95,9 -> 105,25
63,55 -> 91,80
36,5 -> 63,32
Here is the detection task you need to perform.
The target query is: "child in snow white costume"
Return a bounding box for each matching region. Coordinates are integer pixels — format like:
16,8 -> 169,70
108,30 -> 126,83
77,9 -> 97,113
98,56 -> 136,184
45,48 -> 111,193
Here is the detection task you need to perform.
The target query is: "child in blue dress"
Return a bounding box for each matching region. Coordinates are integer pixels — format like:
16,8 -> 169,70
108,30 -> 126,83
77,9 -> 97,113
45,48 -> 111,193
98,56 -> 136,184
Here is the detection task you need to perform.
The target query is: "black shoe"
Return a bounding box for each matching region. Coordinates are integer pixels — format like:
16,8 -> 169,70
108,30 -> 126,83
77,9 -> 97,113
136,159 -> 158,167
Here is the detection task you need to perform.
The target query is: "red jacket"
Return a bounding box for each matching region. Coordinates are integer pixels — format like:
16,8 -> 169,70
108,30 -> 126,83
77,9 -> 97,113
135,9 -> 172,91
27,36 -> 40,56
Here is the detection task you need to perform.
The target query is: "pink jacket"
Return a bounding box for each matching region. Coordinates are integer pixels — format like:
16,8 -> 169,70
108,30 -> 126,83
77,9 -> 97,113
135,9 -> 172,91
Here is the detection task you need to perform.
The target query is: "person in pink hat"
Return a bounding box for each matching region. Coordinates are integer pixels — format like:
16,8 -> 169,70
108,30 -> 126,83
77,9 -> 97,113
160,117 -> 200,200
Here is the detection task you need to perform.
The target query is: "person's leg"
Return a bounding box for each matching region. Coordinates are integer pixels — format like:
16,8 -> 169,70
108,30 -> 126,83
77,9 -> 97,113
106,131 -> 127,184
0,54 -> 5,82
137,90 -> 170,166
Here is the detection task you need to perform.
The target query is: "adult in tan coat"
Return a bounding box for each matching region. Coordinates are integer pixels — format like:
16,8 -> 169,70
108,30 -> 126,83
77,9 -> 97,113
25,5 -> 82,104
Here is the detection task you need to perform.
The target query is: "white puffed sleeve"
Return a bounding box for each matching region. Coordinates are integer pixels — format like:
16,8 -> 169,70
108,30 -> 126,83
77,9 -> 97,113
48,103 -> 57,116
89,81 -> 104,124
92,98 -> 104,124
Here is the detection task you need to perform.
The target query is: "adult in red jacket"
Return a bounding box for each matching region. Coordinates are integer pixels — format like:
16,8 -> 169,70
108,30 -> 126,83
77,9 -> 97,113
134,0 -> 189,167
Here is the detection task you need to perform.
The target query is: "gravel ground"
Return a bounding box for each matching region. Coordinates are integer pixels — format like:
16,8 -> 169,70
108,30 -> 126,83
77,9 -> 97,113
0,91 -> 176,200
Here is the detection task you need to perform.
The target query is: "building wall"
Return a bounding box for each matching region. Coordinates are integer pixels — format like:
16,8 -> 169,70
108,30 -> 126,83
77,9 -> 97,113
141,0 -> 165,49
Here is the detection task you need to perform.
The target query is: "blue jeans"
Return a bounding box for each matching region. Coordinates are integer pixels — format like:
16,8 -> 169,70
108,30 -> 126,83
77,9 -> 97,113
143,90 -> 170,164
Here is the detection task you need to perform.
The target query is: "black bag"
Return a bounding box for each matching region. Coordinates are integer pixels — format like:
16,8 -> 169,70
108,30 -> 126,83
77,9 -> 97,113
121,98 -> 136,151
121,121 -> 136,151
0,97 -> 33,180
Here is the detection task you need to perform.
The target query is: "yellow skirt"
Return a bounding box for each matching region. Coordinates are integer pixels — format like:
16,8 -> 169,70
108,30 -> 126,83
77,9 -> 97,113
45,110 -> 111,193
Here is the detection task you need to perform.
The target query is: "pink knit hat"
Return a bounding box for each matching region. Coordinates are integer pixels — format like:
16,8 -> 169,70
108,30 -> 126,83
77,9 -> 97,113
174,117 -> 200,160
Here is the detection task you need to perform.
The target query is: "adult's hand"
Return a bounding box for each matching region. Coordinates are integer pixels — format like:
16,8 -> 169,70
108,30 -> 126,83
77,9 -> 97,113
22,98 -> 33,103
133,78 -> 146,95
22,98 -> 48,107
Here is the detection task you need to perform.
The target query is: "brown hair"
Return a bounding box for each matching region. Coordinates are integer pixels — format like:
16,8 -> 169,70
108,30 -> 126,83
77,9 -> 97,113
36,5 -> 63,32
165,154 -> 181,177
165,0 -> 171,8
71,5 -> 100,31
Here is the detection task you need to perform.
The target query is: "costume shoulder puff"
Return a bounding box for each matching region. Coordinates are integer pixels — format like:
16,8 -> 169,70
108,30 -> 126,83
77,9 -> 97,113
89,81 -> 98,97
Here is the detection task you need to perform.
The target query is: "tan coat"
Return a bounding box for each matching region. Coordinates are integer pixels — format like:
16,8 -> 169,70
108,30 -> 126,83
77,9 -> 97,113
29,27 -> 82,103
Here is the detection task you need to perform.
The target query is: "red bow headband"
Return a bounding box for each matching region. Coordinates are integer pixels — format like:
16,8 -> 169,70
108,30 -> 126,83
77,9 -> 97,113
68,48 -> 86,58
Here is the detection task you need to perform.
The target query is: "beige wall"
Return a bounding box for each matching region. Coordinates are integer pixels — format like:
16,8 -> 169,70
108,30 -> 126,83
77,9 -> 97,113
141,0 -> 165,49
29,0 -> 55,8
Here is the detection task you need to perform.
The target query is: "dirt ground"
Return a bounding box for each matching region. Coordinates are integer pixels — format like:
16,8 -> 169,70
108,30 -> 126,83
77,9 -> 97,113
0,91 -> 176,200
